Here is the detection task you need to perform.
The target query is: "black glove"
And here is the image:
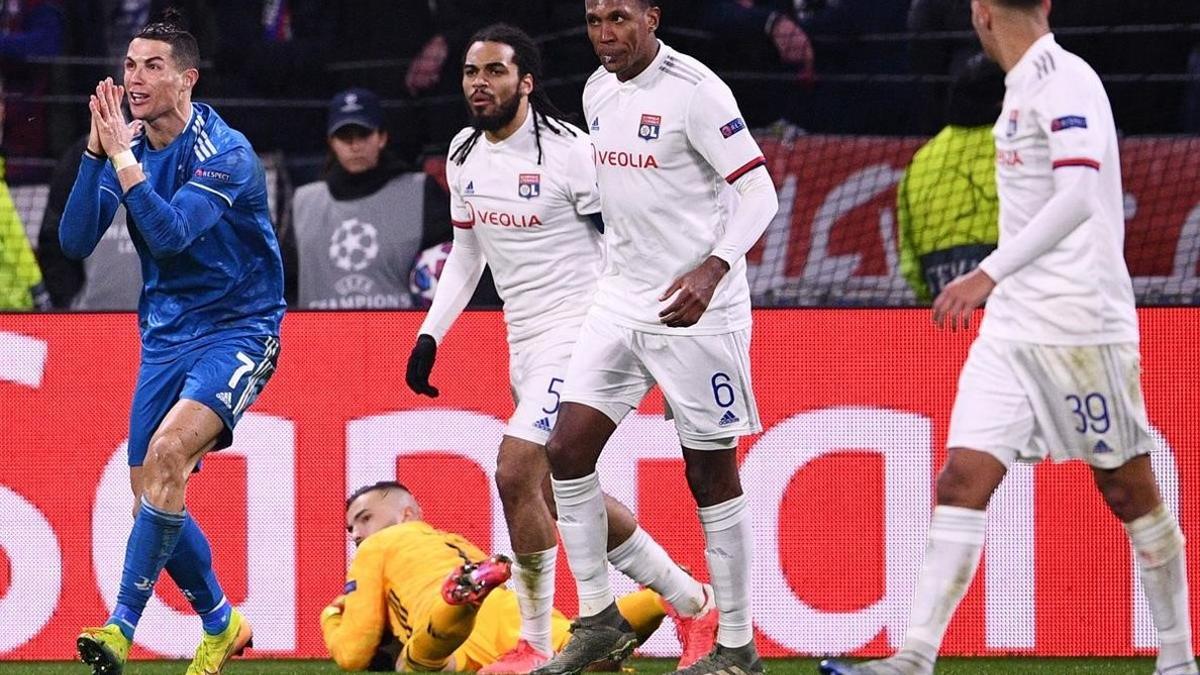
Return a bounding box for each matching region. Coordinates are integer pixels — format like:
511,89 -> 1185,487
406,334 -> 440,397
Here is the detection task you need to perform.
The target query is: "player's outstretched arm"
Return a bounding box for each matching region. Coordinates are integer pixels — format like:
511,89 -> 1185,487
408,226 -> 486,396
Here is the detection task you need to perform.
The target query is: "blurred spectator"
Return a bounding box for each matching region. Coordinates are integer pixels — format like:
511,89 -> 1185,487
37,135 -> 140,309
793,0 -> 912,133
897,54 -> 1002,303
694,0 -> 909,132
405,1 -> 552,151
286,88 -> 454,309
687,1 -> 813,127
907,0 -> 978,134
0,0 -> 66,180
1048,0 -> 1199,134
1185,46 -> 1200,133
202,0 -> 332,154
66,1 -> 218,79
0,76 -> 48,309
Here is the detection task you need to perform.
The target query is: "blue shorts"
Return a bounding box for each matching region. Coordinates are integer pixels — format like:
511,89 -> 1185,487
128,334 -> 280,467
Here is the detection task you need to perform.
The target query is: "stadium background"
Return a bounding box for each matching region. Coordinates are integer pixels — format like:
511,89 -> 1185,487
0,0 -> 1199,665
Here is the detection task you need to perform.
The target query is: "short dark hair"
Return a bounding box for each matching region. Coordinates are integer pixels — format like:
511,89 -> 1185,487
946,53 -> 1005,126
991,0 -> 1042,8
135,8 -> 200,70
346,480 -> 411,511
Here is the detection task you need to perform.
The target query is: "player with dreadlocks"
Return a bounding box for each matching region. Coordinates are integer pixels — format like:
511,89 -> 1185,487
447,24 -> 577,167
407,22 -> 719,675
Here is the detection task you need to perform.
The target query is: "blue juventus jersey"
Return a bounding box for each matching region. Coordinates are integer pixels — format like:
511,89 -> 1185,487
88,103 -> 286,361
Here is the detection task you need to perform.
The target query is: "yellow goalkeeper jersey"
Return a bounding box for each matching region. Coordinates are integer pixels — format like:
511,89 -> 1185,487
321,520 -> 571,671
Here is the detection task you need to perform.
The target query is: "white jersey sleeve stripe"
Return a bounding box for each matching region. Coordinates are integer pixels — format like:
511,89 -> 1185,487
451,217 -> 474,229
1051,157 -> 1100,170
725,156 -> 766,184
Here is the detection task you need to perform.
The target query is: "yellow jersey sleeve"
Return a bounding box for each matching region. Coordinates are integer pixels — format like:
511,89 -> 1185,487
322,538 -> 389,671
0,178 -> 40,310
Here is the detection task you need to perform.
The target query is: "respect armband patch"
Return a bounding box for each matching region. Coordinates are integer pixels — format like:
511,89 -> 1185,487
1051,115 -> 1087,132
720,117 -> 746,138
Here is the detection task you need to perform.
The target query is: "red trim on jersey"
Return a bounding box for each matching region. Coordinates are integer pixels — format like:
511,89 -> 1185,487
451,218 -> 475,229
725,156 -> 766,184
1052,157 -> 1101,170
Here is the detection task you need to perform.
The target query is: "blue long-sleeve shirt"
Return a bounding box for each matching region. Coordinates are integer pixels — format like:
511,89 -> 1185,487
60,103 -> 285,362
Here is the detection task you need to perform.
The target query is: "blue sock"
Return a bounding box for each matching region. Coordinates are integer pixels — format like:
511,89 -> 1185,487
165,514 -> 232,635
106,496 -> 186,641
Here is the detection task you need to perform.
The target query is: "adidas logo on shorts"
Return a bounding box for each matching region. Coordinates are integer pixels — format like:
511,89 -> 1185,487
1093,439 -> 1112,454
718,410 -> 739,427
534,417 -> 553,432
216,391 -> 233,409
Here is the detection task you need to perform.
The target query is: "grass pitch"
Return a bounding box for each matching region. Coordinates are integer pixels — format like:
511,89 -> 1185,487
0,657 -> 1160,674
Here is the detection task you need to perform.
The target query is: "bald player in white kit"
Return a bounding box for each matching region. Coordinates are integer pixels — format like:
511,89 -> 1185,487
406,23 -> 718,675
532,2 -> 779,675
820,1 -> 1198,674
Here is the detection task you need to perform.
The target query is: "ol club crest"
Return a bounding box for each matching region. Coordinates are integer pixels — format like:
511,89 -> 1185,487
518,173 -> 541,199
638,114 -> 661,141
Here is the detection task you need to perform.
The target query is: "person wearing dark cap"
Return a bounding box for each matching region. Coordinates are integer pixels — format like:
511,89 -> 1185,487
897,52 -> 1005,303
287,87 -> 454,309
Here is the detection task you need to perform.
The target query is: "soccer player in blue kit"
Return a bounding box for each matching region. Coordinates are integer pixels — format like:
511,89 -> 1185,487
59,13 -> 285,675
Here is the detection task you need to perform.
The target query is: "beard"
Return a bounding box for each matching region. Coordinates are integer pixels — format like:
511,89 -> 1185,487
467,92 -> 521,132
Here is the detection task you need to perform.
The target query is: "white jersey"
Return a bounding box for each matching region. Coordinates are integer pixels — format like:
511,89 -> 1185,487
981,33 -> 1138,345
444,111 -> 602,344
583,42 -> 766,335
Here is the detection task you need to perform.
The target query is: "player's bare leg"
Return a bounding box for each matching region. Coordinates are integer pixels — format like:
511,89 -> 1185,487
1093,456 -> 1198,675
819,449 -> 1007,675
79,400 -> 243,674
142,399 -> 223,510
492,435 -> 563,669
535,403 -> 637,675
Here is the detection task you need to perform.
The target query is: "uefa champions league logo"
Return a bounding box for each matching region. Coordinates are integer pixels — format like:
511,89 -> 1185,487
329,218 -> 380,272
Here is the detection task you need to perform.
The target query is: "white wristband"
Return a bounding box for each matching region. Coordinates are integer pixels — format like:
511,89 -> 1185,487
111,150 -> 136,172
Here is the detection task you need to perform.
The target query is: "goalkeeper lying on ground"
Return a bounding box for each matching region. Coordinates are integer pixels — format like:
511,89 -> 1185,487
321,481 -> 669,671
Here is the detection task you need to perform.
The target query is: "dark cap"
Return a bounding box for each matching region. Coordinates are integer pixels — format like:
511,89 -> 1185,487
328,88 -> 384,136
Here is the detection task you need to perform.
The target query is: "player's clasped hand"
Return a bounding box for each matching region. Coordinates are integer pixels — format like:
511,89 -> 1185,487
931,268 -> 996,332
406,334 -> 440,398
90,77 -> 141,158
658,256 -> 730,328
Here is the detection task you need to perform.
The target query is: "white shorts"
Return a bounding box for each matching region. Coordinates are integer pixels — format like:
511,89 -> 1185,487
947,335 -> 1155,470
506,327 -> 580,445
560,313 -> 761,450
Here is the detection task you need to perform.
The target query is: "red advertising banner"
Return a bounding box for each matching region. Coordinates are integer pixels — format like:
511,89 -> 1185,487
0,310 -> 1198,661
742,134 -> 1200,304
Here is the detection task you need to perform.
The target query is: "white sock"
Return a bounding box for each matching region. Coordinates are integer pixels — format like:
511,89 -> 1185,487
552,473 -> 614,617
608,527 -> 707,617
513,546 -> 556,654
698,494 -> 753,648
901,505 -> 987,664
1126,505 -> 1197,672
